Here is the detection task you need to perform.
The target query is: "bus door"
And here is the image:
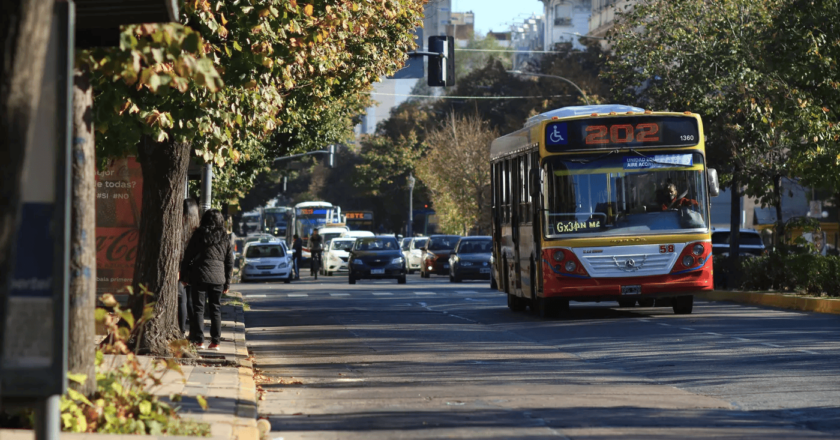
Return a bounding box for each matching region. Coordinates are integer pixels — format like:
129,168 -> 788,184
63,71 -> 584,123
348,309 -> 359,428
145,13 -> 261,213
511,156 -> 522,293
491,163 -> 502,290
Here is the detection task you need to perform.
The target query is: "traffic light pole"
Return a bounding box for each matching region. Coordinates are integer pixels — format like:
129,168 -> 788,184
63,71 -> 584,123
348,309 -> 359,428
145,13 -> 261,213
273,145 -> 336,167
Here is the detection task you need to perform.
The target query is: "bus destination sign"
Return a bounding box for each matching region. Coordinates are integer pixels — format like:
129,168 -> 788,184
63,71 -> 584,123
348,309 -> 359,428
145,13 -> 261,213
544,116 -> 700,152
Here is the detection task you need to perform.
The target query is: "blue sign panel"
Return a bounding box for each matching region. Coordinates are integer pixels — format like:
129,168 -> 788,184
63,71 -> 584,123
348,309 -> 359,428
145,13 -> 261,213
545,123 -> 568,146
623,154 -> 693,170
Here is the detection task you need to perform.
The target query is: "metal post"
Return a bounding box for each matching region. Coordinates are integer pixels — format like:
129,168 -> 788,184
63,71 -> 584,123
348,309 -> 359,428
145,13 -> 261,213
200,163 -> 212,213
407,173 -> 415,237
35,395 -> 61,440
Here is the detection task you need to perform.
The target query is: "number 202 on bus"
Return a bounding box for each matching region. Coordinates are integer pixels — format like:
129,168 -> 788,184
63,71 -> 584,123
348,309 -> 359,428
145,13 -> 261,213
585,123 -> 661,144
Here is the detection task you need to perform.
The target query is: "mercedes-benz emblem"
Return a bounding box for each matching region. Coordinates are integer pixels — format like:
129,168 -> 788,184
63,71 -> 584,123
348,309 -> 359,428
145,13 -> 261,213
624,259 -> 636,269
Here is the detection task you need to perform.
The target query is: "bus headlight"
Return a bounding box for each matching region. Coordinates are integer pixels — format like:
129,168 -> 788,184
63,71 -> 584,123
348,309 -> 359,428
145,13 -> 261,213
692,244 -> 704,256
553,250 -> 565,262
682,255 -> 695,267
564,261 -> 576,272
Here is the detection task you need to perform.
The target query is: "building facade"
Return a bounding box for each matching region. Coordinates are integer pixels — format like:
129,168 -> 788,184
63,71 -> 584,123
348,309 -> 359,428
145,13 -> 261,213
541,0 -> 591,50
589,0 -> 638,39
510,15 -> 545,70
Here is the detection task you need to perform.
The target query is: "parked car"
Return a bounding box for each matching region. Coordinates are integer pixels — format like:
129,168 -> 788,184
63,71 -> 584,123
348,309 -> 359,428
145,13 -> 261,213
348,236 -> 406,284
711,228 -> 766,257
323,237 -> 355,276
240,239 -> 293,283
421,235 -> 461,278
449,236 -> 492,282
406,237 -> 428,274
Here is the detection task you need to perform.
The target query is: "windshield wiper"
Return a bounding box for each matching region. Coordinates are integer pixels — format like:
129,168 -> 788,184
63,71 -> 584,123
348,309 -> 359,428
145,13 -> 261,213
566,149 -> 620,164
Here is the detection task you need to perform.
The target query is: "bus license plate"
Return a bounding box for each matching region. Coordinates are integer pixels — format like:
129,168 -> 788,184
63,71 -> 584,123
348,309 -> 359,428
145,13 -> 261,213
371,269 -> 385,275
621,285 -> 641,295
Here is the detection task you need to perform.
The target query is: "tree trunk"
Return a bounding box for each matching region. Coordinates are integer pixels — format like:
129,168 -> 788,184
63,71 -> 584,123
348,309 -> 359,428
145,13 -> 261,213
68,69 -> 97,396
728,170 -> 741,289
0,0 -> 56,334
130,136 -> 190,355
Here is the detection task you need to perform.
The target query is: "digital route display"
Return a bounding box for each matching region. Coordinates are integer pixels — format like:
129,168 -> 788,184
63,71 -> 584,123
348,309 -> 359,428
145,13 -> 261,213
544,116 -> 700,152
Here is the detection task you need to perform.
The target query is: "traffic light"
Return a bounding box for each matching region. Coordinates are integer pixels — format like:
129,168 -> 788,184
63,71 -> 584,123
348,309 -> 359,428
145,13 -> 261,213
427,36 -> 455,87
328,144 -> 336,168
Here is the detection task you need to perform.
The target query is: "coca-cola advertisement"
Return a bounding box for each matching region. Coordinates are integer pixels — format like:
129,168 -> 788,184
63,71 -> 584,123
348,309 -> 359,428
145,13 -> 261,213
96,157 -> 142,295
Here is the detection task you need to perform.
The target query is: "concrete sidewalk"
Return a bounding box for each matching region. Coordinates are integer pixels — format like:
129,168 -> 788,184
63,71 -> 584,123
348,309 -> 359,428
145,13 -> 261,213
1,296 -> 257,440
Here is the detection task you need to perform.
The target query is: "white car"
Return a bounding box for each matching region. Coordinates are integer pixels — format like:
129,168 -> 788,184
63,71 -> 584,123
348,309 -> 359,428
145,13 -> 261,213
318,226 -> 350,246
400,237 -> 412,264
406,237 -> 429,274
240,240 -> 293,283
323,238 -> 356,276
339,230 -> 375,239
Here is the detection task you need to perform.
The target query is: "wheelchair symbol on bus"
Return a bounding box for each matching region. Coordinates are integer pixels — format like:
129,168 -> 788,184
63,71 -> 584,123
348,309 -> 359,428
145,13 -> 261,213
547,123 -> 567,145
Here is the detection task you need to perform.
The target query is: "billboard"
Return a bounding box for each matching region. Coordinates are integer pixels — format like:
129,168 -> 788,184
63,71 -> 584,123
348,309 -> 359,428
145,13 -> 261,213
95,157 -> 142,295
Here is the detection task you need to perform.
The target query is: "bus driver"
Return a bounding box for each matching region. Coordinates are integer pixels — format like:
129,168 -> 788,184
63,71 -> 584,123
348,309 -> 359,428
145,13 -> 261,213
661,183 -> 699,211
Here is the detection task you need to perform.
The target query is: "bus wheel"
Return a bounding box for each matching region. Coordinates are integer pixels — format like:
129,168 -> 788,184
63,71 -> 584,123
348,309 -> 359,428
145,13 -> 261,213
638,298 -> 655,307
617,299 -> 636,308
673,295 -> 694,314
507,293 -> 526,311
535,297 -> 563,318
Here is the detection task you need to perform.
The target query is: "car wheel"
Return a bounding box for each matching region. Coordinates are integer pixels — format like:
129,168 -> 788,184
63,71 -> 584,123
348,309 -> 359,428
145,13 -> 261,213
397,275 -> 406,284
452,274 -> 461,283
637,298 -> 655,307
349,275 -> 356,285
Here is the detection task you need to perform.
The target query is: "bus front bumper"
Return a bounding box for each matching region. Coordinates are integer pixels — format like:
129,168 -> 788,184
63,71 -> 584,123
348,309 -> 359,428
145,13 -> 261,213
542,267 -> 712,302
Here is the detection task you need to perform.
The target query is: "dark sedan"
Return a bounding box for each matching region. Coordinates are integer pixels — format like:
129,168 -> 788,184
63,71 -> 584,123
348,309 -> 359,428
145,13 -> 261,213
348,236 -> 406,284
449,237 -> 492,282
421,235 -> 461,278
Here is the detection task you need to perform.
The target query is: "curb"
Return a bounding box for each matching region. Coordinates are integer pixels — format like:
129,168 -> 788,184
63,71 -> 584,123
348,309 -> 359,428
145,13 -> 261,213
224,295 -> 259,440
698,290 -> 840,315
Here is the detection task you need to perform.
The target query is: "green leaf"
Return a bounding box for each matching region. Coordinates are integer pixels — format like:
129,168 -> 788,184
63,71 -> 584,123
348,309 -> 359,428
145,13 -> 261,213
67,372 -> 88,385
196,395 -> 209,411
139,400 -> 152,415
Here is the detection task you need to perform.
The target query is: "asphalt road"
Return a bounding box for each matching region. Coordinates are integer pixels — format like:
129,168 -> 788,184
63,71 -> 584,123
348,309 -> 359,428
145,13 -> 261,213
239,272 -> 840,439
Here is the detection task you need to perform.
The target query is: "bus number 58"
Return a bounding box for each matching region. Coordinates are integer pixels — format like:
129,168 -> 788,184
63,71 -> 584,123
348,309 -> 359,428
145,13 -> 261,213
659,245 -> 675,253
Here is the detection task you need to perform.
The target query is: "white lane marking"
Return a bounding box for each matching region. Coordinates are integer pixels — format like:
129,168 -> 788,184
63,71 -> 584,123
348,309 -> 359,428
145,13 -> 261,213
455,290 -> 478,294
657,323 -> 671,327
464,298 -> 488,301
245,294 -> 266,298
680,327 -> 695,331
288,294 -> 308,297
637,319 -> 651,322
705,332 -> 722,336
414,292 -> 436,295
330,293 -> 350,297
761,343 -> 783,348
732,337 -> 751,342
372,292 -> 393,296
797,349 -> 819,355
336,378 -> 365,382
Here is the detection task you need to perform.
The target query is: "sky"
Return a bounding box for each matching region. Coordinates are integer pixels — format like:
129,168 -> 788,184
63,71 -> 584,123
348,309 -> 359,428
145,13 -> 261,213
450,0 -> 545,35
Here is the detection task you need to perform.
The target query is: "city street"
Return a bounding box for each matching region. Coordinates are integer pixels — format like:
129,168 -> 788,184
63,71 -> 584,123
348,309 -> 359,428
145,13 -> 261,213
240,275 -> 840,439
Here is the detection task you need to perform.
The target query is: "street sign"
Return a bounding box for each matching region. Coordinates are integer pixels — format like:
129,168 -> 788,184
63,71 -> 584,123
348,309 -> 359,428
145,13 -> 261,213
1,2 -> 73,399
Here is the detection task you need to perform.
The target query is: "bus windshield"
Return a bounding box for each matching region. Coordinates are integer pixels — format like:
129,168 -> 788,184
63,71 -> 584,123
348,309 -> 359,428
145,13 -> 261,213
542,152 -> 709,238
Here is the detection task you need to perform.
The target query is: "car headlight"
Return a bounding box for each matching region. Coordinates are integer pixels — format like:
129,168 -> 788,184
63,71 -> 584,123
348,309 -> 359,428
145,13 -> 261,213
460,261 -> 473,267
244,264 -> 254,270
353,259 -> 364,265
390,257 -> 403,265
278,262 -> 287,268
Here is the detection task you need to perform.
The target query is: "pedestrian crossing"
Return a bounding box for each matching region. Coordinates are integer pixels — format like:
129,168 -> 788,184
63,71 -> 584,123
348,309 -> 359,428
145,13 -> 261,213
244,289 -> 497,299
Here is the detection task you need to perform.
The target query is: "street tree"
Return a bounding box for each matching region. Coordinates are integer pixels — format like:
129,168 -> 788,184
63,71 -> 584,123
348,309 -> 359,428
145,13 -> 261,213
83,0 -> 423,355
416,113 -> 496,235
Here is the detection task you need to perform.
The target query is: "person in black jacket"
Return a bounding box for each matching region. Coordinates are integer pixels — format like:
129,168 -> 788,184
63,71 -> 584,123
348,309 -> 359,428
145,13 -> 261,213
292,234 -> 303,280
181,209 -> 233,351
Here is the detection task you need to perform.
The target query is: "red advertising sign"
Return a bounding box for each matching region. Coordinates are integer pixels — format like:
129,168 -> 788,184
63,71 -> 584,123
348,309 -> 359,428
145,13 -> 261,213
95,157 -> 142,295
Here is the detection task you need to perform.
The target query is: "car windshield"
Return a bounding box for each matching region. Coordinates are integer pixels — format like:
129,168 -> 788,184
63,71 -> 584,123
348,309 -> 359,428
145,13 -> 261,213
712,232 -> 764,246
413,238 -> 428,249
354,237 -> 399,251
246,245 -> 285,258
457,240 -> 491,253
321,232 -> 343,243
543,152 -> 709,238
331,240 -> 355,251
401,238 -> 411,250
429,236 -> 459,251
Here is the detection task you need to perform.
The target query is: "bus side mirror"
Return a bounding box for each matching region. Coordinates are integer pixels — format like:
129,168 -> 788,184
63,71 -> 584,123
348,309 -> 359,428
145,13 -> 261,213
707,168 -> 720,197
528,169 -> 540,198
